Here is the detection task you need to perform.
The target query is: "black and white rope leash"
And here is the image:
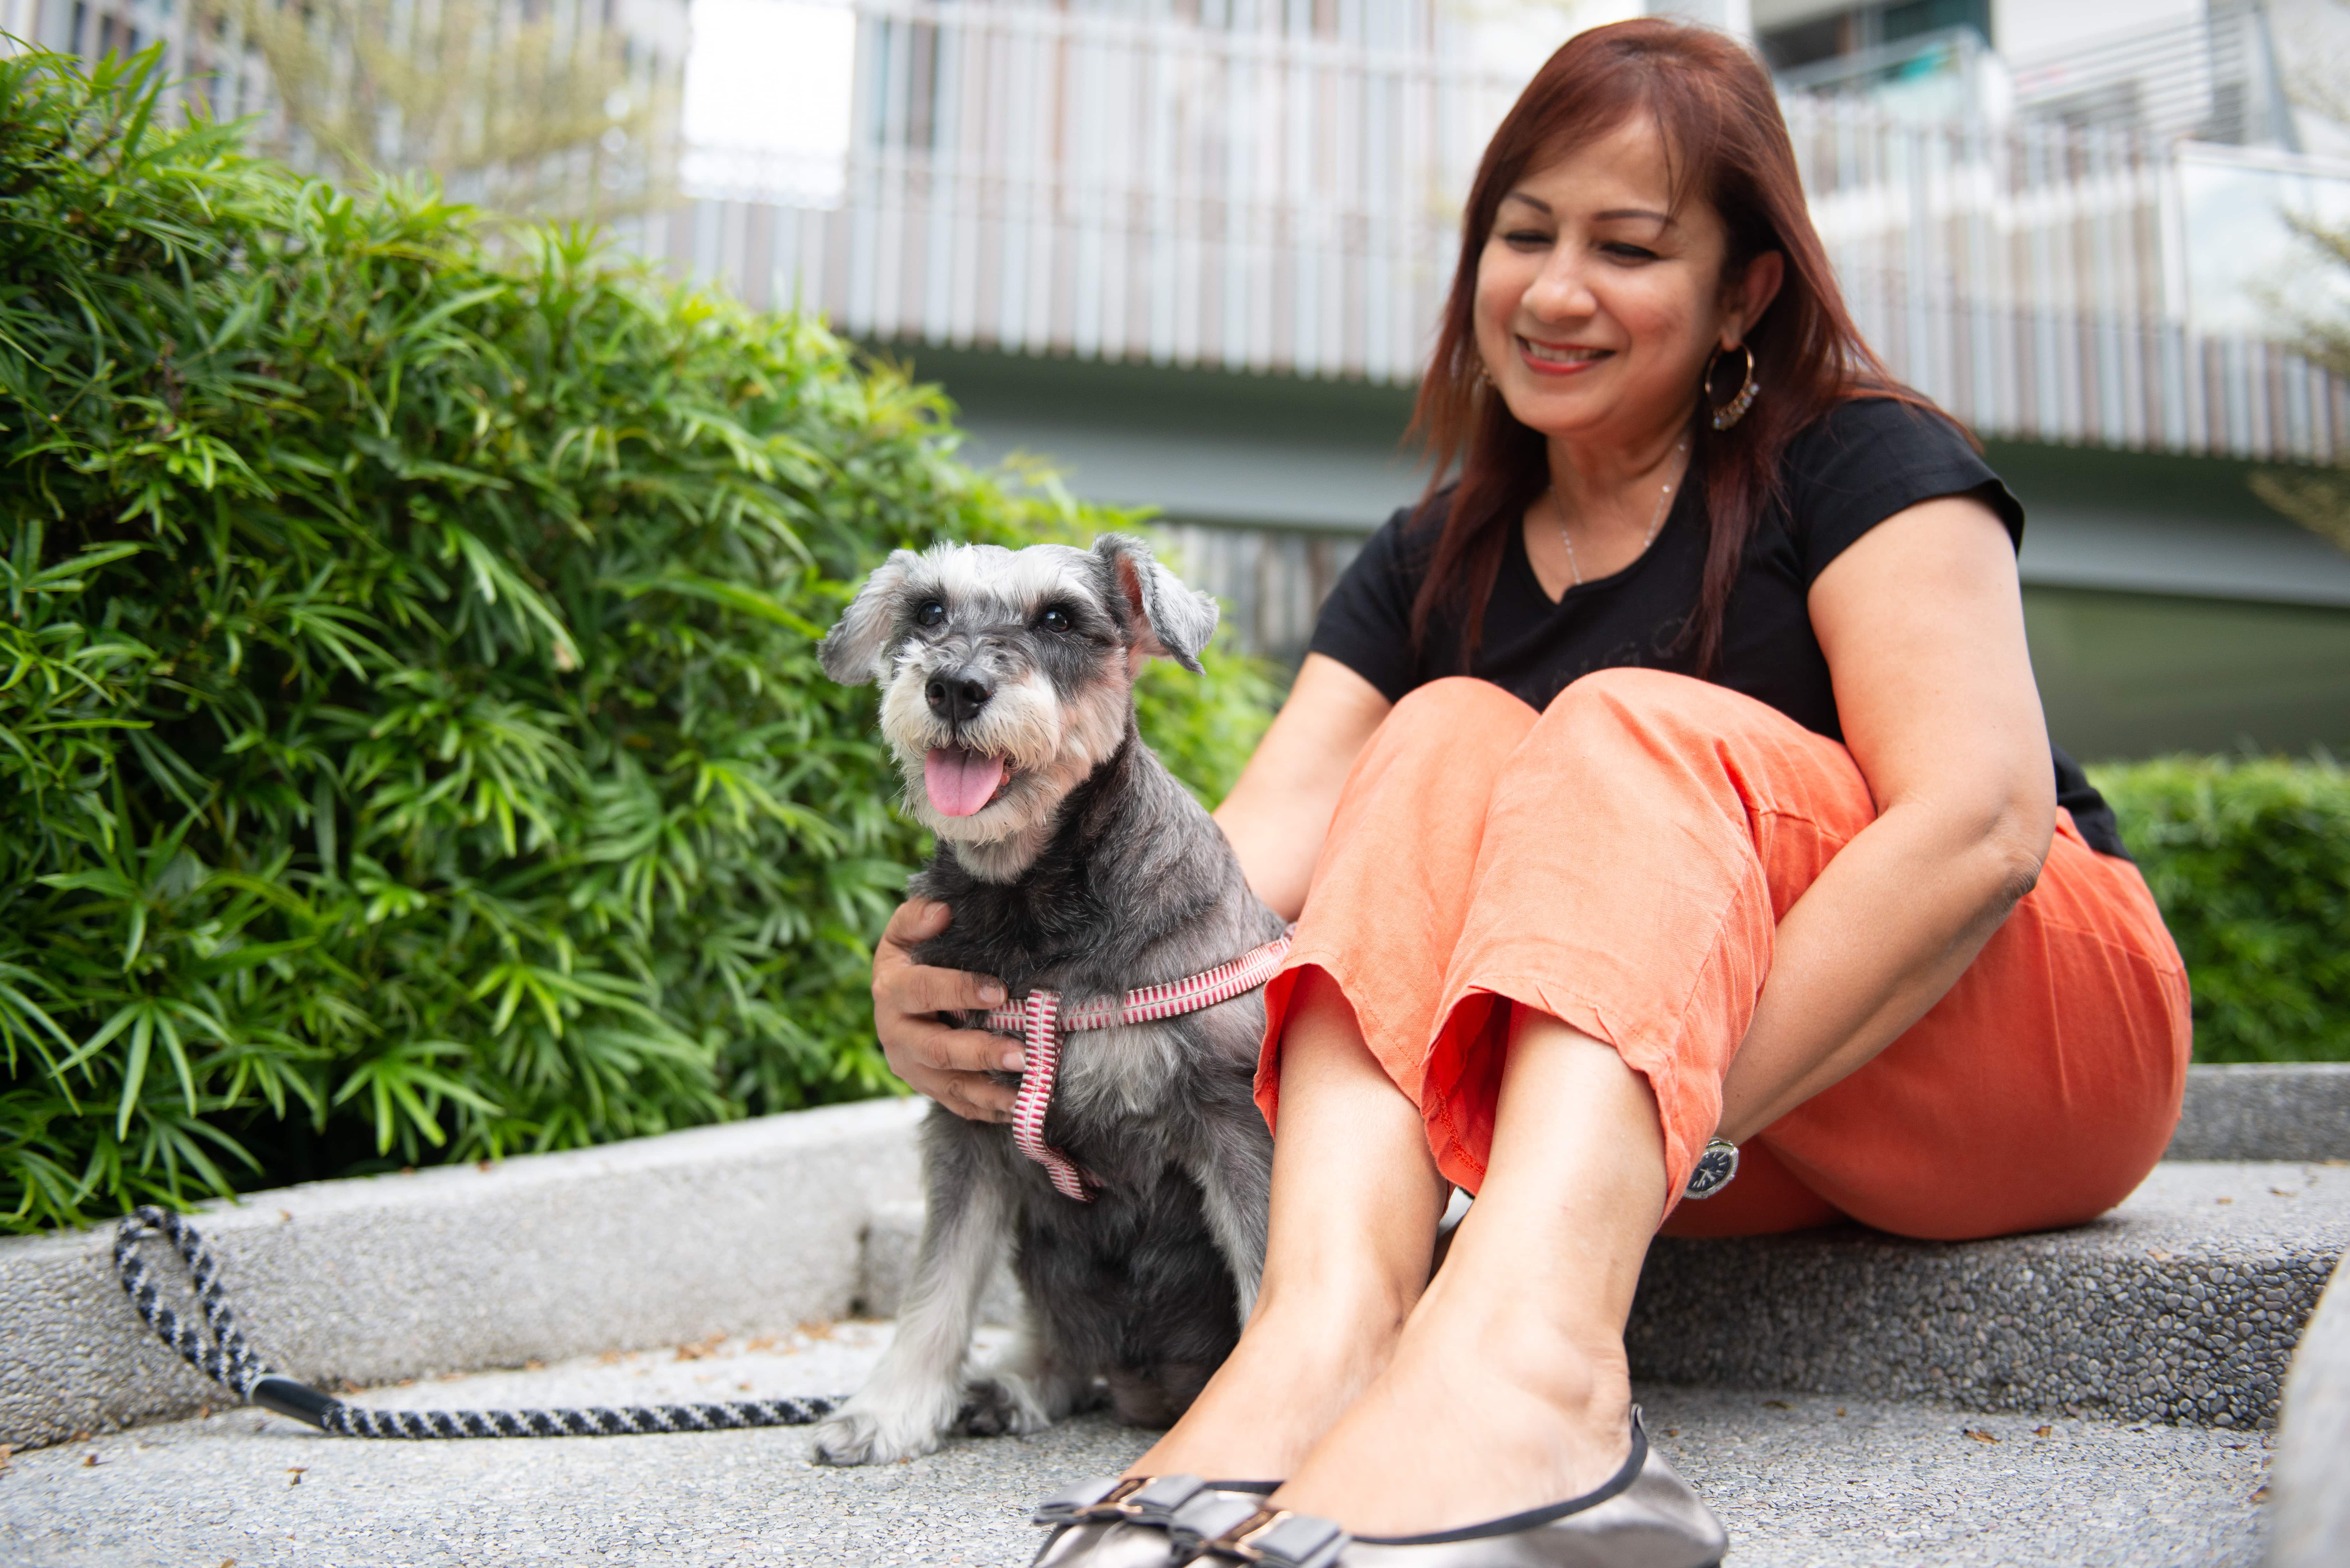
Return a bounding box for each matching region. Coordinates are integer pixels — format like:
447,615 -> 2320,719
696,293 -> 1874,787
114,1205 -> 843,1439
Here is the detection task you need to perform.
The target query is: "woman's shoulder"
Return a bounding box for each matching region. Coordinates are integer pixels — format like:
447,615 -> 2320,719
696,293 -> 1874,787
1784,393 -> 1976,470
1775,392 -> 2023,547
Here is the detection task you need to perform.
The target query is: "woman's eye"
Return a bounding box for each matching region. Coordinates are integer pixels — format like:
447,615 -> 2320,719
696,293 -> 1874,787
915,601 -> 946,628
1603,242 -> 1659,261
1503,229 -> 1551,249
1039,607 -> 1073,633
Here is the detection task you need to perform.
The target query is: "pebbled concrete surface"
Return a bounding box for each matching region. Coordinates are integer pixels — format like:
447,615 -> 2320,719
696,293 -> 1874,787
11,1063 -> 2338,1454
0,1326 -> 2272,1568
860,1161 -> 2350,1429
2164,1063 -> 2350,1163
1626,1161 -> 2347,1429
0,1099 -> 926,1451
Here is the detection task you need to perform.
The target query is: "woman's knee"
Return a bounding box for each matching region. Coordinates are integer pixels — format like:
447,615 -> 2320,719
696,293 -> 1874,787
1357,678 -> 1538,790
1538,667 -> 1760,739
1390,676 -> 1538,735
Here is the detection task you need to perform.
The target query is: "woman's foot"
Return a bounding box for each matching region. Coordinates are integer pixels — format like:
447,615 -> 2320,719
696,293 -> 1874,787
1266,1272 -> 1636,1537
1260,1010 -> 1662,1537
1125,1272 -> 1414,1483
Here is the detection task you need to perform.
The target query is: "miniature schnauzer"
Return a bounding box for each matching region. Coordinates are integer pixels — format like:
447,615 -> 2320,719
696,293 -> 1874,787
809,534 -> 1285,1465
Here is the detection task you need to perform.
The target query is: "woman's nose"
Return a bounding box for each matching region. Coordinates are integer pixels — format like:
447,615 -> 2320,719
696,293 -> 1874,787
1523,251 -> 1600,322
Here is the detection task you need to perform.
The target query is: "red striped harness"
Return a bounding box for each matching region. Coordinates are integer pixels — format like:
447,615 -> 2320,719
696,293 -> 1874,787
980,928 -> 1295,1201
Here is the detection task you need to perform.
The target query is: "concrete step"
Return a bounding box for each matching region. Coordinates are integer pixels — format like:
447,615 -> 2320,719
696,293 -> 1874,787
0,1325 -> 2276,1567
1629,1161 -> 2346,1430
860,1160 -> 2350,1430
2165,1062 -> 2350,1162
0,1098 -> 926,1451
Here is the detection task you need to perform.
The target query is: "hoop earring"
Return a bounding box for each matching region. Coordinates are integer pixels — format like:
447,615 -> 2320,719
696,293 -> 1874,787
1705,343 -> 1760,431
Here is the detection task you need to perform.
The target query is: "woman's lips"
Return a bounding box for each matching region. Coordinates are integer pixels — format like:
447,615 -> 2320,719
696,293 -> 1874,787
1516,336 -> 1612,376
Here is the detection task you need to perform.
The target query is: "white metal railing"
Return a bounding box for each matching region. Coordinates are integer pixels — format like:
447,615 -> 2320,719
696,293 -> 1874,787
665,0 -> 1504,384
642,0 -> 2349,464
1785,96 -> 2342,457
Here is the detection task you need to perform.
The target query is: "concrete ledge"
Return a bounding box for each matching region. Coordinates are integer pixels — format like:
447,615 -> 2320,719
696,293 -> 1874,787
2270,1257 -> 2350,1567
1626,1161 -> 2346,1429
856,1161 -> 2345,1427
2166,1063 -> 2350,1162
0,1098 -> 925,1451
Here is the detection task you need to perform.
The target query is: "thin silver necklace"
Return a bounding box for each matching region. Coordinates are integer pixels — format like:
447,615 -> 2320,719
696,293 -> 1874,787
1550,435 -> 1690,588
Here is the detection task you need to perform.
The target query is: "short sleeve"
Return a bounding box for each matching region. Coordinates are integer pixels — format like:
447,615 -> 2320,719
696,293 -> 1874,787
1307,506 -> 1425,702
1783,398 -> 2025,587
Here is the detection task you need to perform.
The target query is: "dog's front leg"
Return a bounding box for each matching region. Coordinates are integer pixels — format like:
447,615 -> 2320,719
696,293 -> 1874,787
1194,1123 -> 1273,1327
957,1302 -> 1092,1438
811,1117 -> 1011,1465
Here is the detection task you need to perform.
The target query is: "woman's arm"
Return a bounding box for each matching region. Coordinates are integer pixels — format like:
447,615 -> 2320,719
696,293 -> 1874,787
1213,653 -> 1394,920
1714,494 -> 2057,1143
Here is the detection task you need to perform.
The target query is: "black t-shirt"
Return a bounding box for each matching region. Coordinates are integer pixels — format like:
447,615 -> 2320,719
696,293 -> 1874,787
1309,397 -> 2127,858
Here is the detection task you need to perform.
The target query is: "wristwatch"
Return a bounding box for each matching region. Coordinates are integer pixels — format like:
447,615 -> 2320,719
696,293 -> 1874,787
1683,1137 -> 1740,1200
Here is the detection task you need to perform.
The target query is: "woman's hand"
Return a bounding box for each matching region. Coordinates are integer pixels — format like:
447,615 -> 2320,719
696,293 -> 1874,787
872,898 -> 1022,1122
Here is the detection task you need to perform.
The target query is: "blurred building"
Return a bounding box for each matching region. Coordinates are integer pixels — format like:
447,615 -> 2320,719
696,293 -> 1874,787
32,0 -> 2344,758
623,0 -> 2339,763
13,0 -> 689,215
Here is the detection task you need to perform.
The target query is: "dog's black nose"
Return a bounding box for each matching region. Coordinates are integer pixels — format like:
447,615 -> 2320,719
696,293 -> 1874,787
926,670 -> 994,725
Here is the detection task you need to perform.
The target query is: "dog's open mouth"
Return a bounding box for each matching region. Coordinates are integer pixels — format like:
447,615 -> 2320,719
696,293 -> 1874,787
924,746 -> 1012,818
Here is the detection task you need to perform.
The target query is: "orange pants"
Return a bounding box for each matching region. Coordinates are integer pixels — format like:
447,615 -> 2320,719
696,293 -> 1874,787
1255,671 -> 2191,1241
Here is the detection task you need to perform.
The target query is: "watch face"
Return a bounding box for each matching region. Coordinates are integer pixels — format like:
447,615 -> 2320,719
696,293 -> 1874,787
1684,1142 -> 1740,1201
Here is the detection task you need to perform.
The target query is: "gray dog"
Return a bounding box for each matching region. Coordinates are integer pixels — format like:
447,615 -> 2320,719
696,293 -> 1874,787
809,534 -> 1285,1465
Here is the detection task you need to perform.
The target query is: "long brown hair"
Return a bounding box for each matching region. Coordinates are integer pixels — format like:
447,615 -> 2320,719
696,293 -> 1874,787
1408,18 -> 1939,673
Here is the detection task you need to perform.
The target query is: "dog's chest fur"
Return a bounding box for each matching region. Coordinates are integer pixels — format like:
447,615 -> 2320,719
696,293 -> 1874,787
909,729 -> 1282,1180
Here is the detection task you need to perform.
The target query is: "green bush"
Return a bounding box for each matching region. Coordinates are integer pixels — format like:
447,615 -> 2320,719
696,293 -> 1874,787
0,48 -> 1273,1232
2089,755 -> 2350,1063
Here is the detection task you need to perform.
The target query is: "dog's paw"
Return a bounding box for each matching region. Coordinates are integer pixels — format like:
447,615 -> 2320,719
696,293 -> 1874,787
955,1374 -> 1055,1438
808,1406 -> 944,1466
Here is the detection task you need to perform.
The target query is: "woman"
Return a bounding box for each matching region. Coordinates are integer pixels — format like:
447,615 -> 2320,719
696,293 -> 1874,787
872,19 -> 2188,1564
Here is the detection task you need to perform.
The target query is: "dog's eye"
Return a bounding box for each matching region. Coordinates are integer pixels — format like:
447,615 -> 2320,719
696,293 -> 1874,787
1038,607 -> 1073,633
915,600 -> 946,628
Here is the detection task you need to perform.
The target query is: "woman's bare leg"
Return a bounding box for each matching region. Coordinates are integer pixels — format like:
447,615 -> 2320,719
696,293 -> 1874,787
1270,1005 -> 1667,1534
1128,967 -> 1451,1480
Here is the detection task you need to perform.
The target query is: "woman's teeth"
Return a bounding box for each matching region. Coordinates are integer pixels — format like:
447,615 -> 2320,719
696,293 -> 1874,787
1520,339 -> 1608,365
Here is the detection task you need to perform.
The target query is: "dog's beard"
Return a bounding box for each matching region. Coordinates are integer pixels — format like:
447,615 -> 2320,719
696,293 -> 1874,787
877,663 -> 1133,880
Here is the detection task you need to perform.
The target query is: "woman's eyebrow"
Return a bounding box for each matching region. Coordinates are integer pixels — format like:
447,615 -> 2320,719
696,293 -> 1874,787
1497,193 -> 1675,227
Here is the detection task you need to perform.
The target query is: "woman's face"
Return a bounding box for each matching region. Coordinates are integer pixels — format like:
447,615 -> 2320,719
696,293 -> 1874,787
1474,116 -> 1776,454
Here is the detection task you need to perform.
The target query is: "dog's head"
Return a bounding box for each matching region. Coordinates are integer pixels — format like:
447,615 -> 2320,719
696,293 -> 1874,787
819,535 -> 1219,873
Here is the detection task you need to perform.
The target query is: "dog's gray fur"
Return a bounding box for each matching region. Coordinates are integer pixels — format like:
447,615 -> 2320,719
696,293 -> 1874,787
810,535 -> 1283,1465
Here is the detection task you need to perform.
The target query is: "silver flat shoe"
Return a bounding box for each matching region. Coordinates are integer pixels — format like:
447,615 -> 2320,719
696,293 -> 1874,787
1168,1409 -> 1725,1568
1031,1474 -> 1281,1568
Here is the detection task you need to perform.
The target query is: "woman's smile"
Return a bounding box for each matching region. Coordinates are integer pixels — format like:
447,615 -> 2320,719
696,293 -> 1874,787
1515,337 -> 1613,374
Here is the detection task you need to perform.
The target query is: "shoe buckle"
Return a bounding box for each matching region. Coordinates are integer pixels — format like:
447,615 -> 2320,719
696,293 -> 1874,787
1206,1507 -> 1346,1567
1207,1508 -> 1287,1560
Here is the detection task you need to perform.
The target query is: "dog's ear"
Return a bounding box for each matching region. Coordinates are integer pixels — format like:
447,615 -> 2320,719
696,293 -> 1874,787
1092,534 -> 1218,675
819,550 -> 920,684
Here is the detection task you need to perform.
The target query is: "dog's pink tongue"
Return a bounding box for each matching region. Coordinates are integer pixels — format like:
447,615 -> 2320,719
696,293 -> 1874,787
925,747 -> 1006,818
